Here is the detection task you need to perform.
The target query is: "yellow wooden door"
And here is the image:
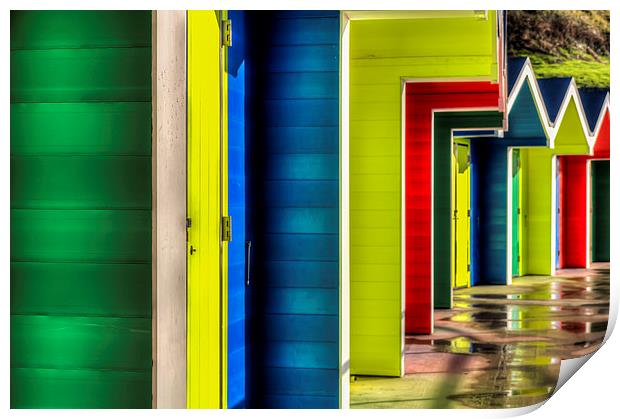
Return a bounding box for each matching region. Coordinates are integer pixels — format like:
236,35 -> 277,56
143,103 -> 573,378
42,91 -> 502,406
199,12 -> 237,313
187,10 -> 228,409
453,142 -> 471,289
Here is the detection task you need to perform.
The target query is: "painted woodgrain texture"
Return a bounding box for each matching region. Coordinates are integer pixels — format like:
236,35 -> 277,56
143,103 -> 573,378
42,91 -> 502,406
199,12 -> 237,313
187,10 -> 226,408
246,11 -> 340,408
350,12 -> 500,376
405,82 -> 500,333
558,91 -> 609,269
433,112 -> 504,309
10,10 -> 152,408
227,10 -> 248,409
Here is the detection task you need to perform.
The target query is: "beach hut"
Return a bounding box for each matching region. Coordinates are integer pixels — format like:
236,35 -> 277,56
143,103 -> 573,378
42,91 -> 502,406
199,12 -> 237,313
10,11 -> 154,408
404,82 -> 504,334
469,57 -> 553,287
557,89 -> 609,268
240,11 -> 343,408
510,77 -> 594,277
344,10 -> 505,377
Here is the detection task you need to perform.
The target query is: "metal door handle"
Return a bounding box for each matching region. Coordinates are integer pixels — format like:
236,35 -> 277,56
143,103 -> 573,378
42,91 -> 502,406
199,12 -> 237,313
246,241 -> 252,286
190,245 -> 197,255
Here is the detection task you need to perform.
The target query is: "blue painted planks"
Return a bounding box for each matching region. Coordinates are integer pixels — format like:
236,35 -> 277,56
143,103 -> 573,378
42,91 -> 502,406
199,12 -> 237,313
228,10 -> 248,409
473,144 -> 508,285
246,11 -> 340,408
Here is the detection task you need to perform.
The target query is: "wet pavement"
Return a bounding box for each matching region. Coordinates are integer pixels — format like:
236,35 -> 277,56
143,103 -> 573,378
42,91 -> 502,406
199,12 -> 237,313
350,263 -> 610,408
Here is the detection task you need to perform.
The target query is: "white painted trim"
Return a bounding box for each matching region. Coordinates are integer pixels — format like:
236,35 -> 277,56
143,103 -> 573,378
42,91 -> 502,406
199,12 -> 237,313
338,10 -> 351,407
345,10 -> 487,21
400,80 -> 406,375
430,108 -> 503,311
152,10 -> 187,409
586,159 -> 593,268
506,147 -> 514,286
550,155 -> 558,276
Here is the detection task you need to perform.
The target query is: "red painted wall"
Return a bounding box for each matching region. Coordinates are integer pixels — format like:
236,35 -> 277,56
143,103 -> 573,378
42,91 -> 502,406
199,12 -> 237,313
405,82 -> 500,334
559,111 -> 609,268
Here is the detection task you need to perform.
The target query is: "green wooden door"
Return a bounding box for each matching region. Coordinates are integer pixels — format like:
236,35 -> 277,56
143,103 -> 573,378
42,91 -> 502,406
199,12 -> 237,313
592,160 -> 610,262
512,150 -> 521,276
10,11 -> 152,408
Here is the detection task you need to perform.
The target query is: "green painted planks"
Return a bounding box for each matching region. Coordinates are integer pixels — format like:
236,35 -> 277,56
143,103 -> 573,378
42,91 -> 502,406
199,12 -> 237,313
11,103 -> 152,155
10,11 -> 152,408
11,209 -> 151,263
11,262 -> 151,317
433,112 -> 504,309
11,315 -> 151,370
11,11 -> 151,50
11,368 -> 151,409
522,149 -> 553,274
592,160 -> 610,262
11,48 -> 151,103
11,156 -> 151,209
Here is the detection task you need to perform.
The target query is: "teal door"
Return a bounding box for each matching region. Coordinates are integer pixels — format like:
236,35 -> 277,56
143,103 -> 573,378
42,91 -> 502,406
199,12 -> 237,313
592,160 -> 610,262
10,11 -> 152,408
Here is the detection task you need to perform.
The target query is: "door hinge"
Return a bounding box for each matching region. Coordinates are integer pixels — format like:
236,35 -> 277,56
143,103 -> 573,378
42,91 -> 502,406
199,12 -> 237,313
222,19 -> 232,47
517,255 -> 521,262
186,217 -> 192,228
467,264 -> 470,272
467,209 -> 471,217
222,215 -> 232,242
517,208 -> 521,215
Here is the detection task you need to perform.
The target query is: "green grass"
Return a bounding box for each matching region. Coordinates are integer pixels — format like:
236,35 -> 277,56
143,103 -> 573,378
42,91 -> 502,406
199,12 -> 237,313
514,52 -> 609,88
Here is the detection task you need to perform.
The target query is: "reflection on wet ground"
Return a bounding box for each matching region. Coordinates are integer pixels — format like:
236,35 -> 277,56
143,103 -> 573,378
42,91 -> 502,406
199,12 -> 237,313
350,264 -> 610,408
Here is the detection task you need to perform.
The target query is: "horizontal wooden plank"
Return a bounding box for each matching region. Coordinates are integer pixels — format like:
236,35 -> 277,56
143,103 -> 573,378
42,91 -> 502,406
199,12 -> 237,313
259,341 -> 339,369
262,72 -> 338,99
262,180 -> 338,207
262,17 -> 339,46
262,314 -> 339,342
262,126 -> 338,154
263,99 -> 338,127
264,208 -> 338,234
263,45 -> 338,72
11,315 -> 151,370
10,102 -> 152,155
264,154 -> 338,180
11,262 -> 150,317
11,47 -> 151,103
263,261 -> 339,288
11,209 -> 151,263
261,367 -> 339,398
263,287 -> 339,316
11,367 -> 150,408
11,155 -> 150,209
263,234 -> 338,262
11,11 -> 151,50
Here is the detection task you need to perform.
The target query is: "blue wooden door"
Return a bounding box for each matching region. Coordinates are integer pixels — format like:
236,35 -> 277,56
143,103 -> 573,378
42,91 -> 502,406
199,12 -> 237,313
246,11 -> 340,408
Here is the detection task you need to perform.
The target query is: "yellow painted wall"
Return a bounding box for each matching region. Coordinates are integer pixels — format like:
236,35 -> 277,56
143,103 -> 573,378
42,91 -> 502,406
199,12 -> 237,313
187,10 -> 228,408
349,12 -> 499,377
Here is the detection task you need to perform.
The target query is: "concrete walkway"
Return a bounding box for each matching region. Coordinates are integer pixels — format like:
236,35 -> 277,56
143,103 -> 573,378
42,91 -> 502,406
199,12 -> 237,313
350,264 -> 610,408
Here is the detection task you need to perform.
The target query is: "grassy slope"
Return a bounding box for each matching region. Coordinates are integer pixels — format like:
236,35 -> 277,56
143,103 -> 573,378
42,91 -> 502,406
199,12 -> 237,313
508,11 -> 609,88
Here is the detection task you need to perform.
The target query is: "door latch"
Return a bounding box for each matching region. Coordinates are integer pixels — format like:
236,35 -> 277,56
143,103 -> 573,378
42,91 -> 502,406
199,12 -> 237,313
222,216 -> 232,242
221,19 -> 232,47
